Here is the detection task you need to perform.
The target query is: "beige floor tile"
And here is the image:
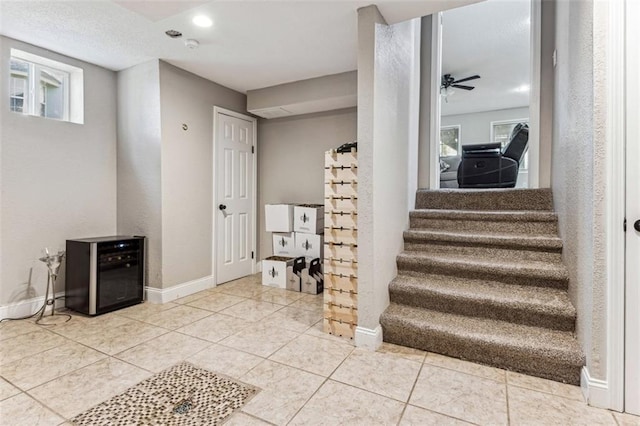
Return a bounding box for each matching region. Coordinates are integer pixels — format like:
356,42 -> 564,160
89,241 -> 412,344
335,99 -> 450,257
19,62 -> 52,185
240,360 -> 325,425
399,405 -> 473,425
331,348 -> 422,402
219,299 -> 284,322
0,377 -> 20,401
173,291 -> 211,305
218,282 -> 270,298
377,342 -> 427,363
69,319 -> 167,355
260,306 -> 321,333
304,320 -> 356,346
28,357 -> 151,419
289,380 -> 405,426
288,294 -> 324,313
0,342 -> 106,390
0,329 -> 67,366
0,320 -> 41,342
187,343 -> 263,379
507,370 -> 584,401
410,363 -> 508,425
114,332 -> 210,372
508,385 -> 616,425
614,412 -> 640,426
424,352 -> 506,383
219,323 -> 299,357
225,412 -> 272,425
0,393 -> 64,426
176,313 -> 255,343
251,287 -> 305,305
136,305 -> 212,329
113,301 -> 178,321
50,313 -> 132,341
269,334 -> 353,377
186,293 -> 246,312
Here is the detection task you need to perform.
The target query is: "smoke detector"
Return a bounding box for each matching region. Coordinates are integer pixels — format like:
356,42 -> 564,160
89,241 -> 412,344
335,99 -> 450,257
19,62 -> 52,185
184,39 -> 200,49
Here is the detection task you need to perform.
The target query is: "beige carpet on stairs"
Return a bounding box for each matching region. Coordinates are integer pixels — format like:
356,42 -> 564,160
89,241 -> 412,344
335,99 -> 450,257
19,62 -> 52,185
379,188 -> 585,385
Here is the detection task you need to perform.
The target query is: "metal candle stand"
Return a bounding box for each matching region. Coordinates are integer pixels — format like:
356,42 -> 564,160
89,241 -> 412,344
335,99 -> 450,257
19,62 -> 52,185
36,250 -> 71,325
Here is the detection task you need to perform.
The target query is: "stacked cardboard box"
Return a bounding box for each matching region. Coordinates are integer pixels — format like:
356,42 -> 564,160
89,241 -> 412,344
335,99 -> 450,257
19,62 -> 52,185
323,147 -> 358,339
263,203 -> 324,293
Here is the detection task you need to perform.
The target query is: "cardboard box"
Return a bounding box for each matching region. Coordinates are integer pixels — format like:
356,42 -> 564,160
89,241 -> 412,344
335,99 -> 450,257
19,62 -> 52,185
265,204 -> 294,232
294,232 -> 324,260
272,232 -> 296,256
301,258 -> 324,295
262,256 -> 295,288
286,257 -> 307,292
294,204 -> 324,234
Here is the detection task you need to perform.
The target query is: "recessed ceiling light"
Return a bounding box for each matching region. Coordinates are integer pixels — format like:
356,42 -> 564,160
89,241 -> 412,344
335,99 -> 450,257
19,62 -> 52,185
192,15 -> 212,28
513,84 -> 530,93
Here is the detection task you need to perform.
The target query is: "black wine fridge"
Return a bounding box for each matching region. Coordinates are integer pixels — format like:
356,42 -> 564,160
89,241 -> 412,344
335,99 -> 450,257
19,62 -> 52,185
65,236 -> 145,315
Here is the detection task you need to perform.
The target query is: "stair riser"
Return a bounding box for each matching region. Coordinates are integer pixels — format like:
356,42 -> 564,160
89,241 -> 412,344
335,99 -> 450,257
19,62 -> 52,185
409,218 -> 558,235
415,189 -> 554,211
396,260 -> 569,290
403,242 -> 562,263
380,318 -> 581,385
388,284 -> 575,331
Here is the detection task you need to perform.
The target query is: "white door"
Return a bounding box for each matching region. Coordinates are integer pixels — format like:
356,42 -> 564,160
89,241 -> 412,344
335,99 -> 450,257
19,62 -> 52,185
214,109 -> 256,284
625,0 -> 640,415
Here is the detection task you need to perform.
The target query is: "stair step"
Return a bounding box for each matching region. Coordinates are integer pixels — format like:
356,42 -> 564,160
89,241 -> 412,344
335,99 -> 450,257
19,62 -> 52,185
396,252 -> 569,289
380,303 -> 584,384
403,230 -> 562,262
409,209 -> 558,235
389,274 -> 576,331
415,188 -> 554,211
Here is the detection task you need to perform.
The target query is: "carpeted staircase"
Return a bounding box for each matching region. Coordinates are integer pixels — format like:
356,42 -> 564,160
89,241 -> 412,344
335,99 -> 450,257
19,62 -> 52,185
380,188 -> 585,384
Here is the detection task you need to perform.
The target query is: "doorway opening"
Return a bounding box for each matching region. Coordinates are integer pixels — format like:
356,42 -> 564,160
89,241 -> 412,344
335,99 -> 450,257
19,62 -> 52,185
430,0 -> 539,190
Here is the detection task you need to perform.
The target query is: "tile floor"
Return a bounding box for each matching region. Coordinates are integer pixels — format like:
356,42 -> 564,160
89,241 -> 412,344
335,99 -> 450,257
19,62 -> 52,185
0,274 -> 638,426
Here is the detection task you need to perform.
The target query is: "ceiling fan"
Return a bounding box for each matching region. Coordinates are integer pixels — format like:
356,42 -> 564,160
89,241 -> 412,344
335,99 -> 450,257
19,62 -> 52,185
441,73 -> 481,91
440,73 -> 481,103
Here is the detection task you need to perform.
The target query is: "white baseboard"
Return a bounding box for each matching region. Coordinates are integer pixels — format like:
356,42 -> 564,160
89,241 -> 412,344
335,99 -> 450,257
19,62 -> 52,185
145,275 -> 214,304
581,366 -> 610,409
255,261 -> 262,273
0,291 -> 65,320
355,325 -> 383,350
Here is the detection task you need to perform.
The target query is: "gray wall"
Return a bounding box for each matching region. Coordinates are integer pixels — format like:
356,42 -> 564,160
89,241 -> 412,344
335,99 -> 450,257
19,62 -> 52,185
257,108 -> 357,259
117,61 -> 247,289
117,60 -> 163,287
441,106 -> 530,146
552,0 -> 607,380
1,36 -> 117,305
358,6 -> 419,337
158,61 -> 247,287
418,15 -> 433,189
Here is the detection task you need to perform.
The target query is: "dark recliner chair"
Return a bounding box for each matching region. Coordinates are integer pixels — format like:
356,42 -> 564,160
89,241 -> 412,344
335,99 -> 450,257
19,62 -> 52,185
457,123 -> 529,188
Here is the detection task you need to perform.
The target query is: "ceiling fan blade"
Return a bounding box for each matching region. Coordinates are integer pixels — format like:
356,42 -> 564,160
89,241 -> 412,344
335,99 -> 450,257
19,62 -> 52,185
452,75 -> 480,84
452,84 -> 475,90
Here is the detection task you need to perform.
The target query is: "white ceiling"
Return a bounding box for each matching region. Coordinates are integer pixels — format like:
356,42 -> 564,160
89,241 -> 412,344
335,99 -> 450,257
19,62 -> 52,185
0,0 -> 480,94
440,0 -> 531,116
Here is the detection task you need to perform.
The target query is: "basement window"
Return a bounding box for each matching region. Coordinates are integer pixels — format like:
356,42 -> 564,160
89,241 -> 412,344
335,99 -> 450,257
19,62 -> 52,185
9,49 -> 84,124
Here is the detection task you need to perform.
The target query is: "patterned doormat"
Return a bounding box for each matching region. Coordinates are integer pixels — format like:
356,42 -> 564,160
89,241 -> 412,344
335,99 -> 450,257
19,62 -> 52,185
71,362 -> 258,426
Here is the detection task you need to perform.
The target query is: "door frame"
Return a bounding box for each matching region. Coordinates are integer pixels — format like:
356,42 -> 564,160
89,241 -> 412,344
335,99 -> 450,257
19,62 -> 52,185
429,0 -> 542,189
624,0 -> 640,414
598,0 -> 637,413
212,106 -> 258,286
